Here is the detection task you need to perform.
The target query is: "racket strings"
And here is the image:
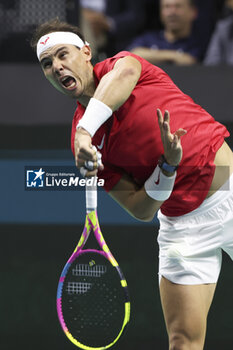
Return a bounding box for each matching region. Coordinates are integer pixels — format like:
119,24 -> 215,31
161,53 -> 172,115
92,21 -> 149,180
72,263 -> 107,277
67,263 -> 107,294
66,281 -> 92,295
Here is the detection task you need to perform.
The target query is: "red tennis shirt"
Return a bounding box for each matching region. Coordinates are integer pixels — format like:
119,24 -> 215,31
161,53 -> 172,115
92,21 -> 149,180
71,51 -> 229,216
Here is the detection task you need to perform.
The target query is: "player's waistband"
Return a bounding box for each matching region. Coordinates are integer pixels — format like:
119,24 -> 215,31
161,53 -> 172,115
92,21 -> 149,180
193,171 -> 233,215
159,171 -> 233,220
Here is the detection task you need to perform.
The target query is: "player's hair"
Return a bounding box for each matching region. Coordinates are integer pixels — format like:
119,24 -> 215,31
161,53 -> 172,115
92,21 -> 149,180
30,18 -> 86,52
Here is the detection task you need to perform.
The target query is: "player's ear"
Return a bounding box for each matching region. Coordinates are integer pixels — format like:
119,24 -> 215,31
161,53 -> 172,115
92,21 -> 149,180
81,45 -> 92,62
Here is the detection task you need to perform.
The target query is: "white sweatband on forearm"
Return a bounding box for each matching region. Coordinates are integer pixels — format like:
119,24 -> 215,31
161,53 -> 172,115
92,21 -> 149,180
77,98 -> 113,137
144,165 -> 176,201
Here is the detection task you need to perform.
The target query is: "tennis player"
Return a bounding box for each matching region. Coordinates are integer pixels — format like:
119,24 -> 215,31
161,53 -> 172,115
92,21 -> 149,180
32,19 -> 233,350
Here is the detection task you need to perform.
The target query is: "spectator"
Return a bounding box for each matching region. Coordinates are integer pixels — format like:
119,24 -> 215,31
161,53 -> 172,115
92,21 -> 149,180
204,0 -> 233,65
128,0 -> 203,65
80,0 -> 146,61
143,0 -> 224,59
193,0 -> 224,59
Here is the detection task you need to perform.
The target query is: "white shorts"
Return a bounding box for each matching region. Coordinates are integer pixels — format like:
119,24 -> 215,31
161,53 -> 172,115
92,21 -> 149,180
157,173 -> 233,285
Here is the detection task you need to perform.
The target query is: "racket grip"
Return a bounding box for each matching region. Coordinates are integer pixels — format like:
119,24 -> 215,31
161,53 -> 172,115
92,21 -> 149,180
86,176 -> 97,212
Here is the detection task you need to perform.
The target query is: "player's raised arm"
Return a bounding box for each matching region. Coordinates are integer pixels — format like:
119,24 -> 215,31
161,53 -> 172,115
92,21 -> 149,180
76,56 -> 142,171
93,56 -> 142,111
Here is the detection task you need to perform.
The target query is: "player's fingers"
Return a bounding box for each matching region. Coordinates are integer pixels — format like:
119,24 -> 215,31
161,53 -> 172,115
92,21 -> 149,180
84,151 -> 103,169
157,108 -> 163,126
79,146 -> 97,159
174,128 -> 187,138
163,110 -> 172,135
85,160 -> 99,171
172,134 -> 179,145
163,120 -> 171,136
85,169 -> 98,177
77,149 -> 98,164
164,110 -> 170,124
157,108 -> 171,140
76,153 -> 88,168
75,145 -> 93,167
80,166 -> 98,178
170,133 -> 181,149
157,109 -> 165,136
80,161 -> 104,177
85,161 -> 104,171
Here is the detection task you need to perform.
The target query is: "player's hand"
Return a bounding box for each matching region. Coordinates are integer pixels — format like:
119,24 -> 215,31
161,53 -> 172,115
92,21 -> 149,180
74,128 -> 104,177
157,109 -> 187,166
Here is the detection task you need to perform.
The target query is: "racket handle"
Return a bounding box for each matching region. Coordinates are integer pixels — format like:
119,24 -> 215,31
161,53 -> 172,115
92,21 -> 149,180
86,176 -> 97,212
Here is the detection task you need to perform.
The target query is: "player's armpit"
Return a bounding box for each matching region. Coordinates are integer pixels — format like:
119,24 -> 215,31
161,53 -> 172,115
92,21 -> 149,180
109,174 -> 163,222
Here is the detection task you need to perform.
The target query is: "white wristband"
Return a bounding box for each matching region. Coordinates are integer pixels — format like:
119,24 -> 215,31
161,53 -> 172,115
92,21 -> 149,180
144,165 -> 176,201
77,98 -> 113,137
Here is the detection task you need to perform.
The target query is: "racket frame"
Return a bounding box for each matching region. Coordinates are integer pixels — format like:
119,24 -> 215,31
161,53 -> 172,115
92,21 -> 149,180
56,209 -> 130,350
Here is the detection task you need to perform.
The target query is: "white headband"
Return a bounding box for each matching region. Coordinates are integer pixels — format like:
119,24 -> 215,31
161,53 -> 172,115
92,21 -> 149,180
36,31 -> 88,60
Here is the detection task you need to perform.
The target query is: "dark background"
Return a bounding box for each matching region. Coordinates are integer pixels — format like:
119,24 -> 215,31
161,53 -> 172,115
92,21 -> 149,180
1,64 -> 233,350
1,224 -> 233,350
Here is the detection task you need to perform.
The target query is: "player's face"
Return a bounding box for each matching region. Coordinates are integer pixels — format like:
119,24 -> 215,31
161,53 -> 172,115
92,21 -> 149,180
160,0 -> 197,32
40,44 -> 93,99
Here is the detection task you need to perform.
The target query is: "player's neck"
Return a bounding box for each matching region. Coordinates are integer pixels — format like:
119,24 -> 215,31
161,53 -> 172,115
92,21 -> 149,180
78,76 -> 96,107
78,94 -> 95,107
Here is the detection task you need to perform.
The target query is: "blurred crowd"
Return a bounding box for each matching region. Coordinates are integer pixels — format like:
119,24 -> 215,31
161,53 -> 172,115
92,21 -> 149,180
1,0 -> 233,66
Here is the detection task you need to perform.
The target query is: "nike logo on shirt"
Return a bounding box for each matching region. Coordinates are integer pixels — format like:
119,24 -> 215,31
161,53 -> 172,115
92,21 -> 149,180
97,134 -> 105,150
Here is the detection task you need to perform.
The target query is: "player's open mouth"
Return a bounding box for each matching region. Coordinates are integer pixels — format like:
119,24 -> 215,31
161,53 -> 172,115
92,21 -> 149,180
60,76 -> 77,90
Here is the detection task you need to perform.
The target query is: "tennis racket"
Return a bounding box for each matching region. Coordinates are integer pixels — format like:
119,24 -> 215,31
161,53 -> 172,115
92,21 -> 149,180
56,177 -> 130,349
